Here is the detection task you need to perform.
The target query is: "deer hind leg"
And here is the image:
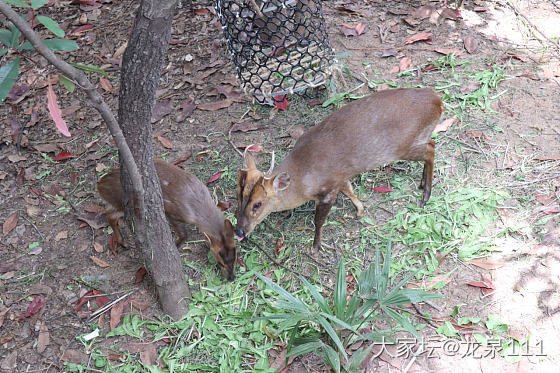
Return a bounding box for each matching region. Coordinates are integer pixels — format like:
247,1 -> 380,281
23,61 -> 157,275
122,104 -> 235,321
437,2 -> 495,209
105,210 -> 127,247
340,180 -> 364,217
419,139 -> 435,207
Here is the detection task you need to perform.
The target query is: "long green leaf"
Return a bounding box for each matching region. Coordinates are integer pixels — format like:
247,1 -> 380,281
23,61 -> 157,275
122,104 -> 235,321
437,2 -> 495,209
345,343 -> 375,372
383,289 -> 441,306
316,316 -> 347,361
354,299 -> 377,320
59,75 -> 75,93
0,49 -> 7,57
3,0 -> 30,8
380,241 -> 392,294
255,273 -> 307,311
287,340 -> 323,358
300,277 -> 331,315
334,260 -> 347,319
344,293 -> 361,324
0,57 -> 20,104
358,263 -> 375,295
319,312 -> 359,334
381,305 -> 420,340
19,39 -> 79,52
31,0 -> 49,9
322,344 -> 341,373
36,16 -> 65,37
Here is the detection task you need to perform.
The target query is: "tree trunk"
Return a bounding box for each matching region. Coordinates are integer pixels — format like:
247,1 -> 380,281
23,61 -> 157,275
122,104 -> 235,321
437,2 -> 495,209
118,0 -> 190,319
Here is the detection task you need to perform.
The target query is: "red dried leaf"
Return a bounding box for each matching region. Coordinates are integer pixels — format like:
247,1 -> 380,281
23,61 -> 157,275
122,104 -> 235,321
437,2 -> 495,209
467,259 -> 504,270
69,24 -> 93,34
70,173 -> 79,184
474,7 -> 489,12
108,235 -> 118,255
196,152 -> 207,162
134,267 -> 147,285
107,354 -> 123,361
308,99 -> 323,106
404,32 -> 432,45
3,212 -> 18,236
246,144 -> 263,153
92,289 -> 109,308
433,115 -> 457,133
17,296 -> 44,320
464,35 -> 478,54
217,201 -> 232,211
172,152 -> 192,165
466,281 -> 494,289
207,171 -> 224,184
47,81 -> 71,137
16,168 -> 24,185
194,8 -> 209,15
373,186 -> 393,193
534,194 -> 554,206
274,96 -> 288,110
53,151 -> 74,161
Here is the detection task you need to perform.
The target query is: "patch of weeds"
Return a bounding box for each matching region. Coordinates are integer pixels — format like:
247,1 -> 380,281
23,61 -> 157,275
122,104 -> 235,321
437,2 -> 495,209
361,171 -> 509,273
257,242 -> 440,373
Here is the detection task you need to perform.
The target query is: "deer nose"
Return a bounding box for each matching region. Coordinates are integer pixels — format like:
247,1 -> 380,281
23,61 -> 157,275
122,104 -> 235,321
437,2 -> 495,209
234,227 -> 245,238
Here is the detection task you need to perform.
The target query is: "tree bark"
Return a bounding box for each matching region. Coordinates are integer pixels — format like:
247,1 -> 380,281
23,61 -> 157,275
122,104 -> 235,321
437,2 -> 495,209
119,0 -> 190,319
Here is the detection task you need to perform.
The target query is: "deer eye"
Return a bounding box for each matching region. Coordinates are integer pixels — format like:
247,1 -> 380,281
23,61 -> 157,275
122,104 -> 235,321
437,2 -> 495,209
252,202 -> 262,211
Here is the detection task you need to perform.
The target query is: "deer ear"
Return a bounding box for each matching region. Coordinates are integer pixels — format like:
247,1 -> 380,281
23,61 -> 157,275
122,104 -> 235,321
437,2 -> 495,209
242,149 -> 257,170
272,172 -> 290,191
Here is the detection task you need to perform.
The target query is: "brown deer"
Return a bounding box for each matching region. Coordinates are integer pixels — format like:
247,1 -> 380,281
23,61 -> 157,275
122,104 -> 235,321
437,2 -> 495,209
97,160 -> 237,281
235,87 -> 444,252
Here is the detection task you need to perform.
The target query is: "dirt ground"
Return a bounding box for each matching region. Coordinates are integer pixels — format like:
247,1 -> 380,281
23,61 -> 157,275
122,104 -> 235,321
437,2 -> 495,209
1,0 -> 560,372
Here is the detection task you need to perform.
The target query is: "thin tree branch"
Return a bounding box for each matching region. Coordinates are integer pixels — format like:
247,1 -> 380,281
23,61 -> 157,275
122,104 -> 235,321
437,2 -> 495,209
0,0 -> 145,212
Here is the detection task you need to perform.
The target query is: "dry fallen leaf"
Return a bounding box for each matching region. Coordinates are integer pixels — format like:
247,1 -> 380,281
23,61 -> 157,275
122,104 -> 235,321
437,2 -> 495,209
90,256 -> 110,268
37,322 -> 50,353
399,56 -> 412,72
156,134 -> 173,149
404,32 -> 432,45
466,258 -> 504,270
230,121 -> 263,133
113,42 -> 128,58
433,115 -> 457,133
151,100 -> 174,123
93,242 -> 104,253
3,212 -> 18,235
197,99 -> 232,111
26,205 -> 41,218
99,78 -> 113,93
110,301 -> 124,330
464,34 -> 478,54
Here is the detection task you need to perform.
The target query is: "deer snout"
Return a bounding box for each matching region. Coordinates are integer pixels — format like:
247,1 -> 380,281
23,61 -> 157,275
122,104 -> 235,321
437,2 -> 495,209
234,227 -> 246,241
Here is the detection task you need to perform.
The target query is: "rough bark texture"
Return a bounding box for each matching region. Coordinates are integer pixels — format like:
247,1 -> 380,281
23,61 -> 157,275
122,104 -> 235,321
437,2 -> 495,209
118,0 -> 190,319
